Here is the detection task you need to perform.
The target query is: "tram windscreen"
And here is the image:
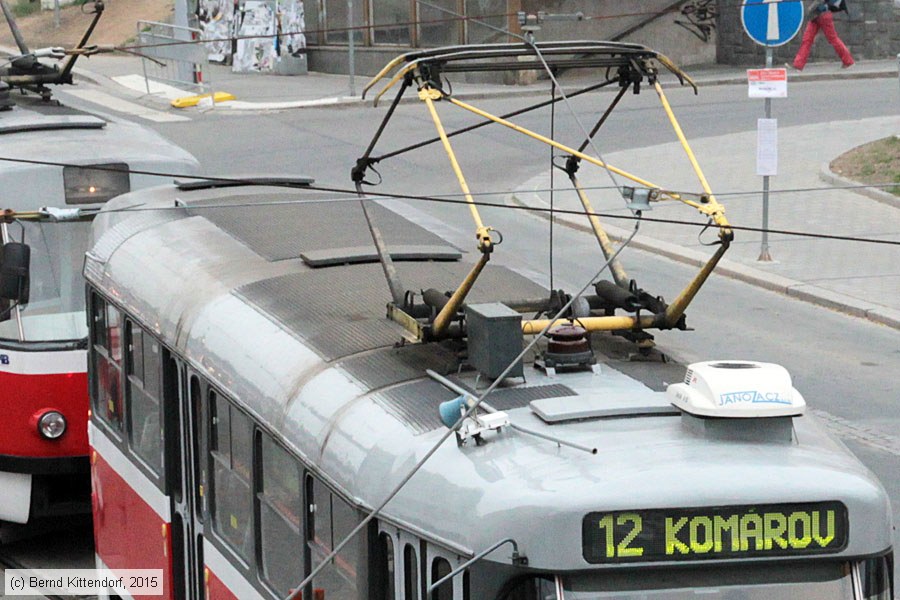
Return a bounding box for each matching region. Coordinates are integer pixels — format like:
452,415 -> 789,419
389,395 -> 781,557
0,220 -> 91,342
562,562 -> 854,599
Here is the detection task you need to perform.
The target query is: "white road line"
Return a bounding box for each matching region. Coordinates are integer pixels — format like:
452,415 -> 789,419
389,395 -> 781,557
65,88 -> 190,123
112,74 -> 191,101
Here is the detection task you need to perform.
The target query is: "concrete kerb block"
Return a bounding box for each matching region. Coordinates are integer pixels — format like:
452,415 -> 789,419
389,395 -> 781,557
866,306 -> 900,330
785,284 -> 883,319
819,162 -> 900,209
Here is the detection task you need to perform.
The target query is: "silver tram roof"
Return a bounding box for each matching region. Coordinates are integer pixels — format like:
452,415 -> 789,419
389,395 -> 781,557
0,95 -> 198,212
85,184 -> 892,570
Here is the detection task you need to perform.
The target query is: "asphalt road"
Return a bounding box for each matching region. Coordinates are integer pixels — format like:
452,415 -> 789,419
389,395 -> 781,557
41,75 -> 900,585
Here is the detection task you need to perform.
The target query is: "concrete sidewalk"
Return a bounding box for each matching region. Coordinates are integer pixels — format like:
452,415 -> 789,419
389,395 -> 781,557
62,53 -> 900,329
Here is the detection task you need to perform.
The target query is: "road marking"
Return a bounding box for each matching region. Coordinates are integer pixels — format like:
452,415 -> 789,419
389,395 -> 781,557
764,0 -> 780,40
811,409 -> 900,457
65,88 -> 190,123
112,74 -> 190,101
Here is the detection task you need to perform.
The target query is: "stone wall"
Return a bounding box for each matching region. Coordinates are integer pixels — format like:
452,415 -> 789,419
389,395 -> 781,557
716,0 -> 899,65
521,0 -> 718,66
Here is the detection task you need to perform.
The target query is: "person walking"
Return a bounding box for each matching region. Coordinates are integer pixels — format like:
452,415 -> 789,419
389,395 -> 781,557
792,0 -> 854,70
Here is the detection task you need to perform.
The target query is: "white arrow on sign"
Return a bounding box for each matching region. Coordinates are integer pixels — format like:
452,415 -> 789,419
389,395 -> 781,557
764,0 -> 781,40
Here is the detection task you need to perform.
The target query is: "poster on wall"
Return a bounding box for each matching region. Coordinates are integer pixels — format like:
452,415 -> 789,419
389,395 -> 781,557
277,0 -> 306,57
233,0 -> 278,73
198,0 -> 235,63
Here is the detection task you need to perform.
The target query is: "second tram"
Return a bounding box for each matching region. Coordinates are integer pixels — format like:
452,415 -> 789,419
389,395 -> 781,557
0,91 -> 197,525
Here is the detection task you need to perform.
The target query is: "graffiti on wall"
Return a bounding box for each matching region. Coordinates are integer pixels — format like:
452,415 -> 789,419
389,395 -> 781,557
675,0 -> 716,43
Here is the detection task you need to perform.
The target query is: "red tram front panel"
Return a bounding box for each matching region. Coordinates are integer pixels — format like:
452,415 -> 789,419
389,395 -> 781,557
0,347 -> 89,524
0,348 -> 88,458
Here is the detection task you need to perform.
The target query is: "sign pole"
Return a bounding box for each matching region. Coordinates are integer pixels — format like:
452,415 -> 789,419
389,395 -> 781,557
347,0 -> 356,97
759,47 -> 773,262
742,0 -> 803,263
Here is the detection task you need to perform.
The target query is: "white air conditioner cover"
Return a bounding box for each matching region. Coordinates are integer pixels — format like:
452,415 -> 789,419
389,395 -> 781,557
667,360 -> 806,418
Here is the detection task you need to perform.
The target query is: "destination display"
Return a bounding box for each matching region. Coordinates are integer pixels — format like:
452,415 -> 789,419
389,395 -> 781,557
582,502 -> 848,563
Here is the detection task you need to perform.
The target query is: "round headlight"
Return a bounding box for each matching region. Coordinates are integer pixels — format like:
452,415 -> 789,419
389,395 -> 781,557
38,411 -> 67,440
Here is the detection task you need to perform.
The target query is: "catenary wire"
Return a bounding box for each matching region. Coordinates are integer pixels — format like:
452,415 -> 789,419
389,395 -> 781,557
0,156 -> 896,247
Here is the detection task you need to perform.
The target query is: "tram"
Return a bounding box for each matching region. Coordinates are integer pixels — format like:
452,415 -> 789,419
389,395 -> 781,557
0,1 -> 198,525
79,42 -> 892,600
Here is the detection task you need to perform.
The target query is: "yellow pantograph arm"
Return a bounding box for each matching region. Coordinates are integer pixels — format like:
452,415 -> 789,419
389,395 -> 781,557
363,54 -> 409,99
420,87 -> 490,242
372,62 -> 421,107
653,81 -> 730,231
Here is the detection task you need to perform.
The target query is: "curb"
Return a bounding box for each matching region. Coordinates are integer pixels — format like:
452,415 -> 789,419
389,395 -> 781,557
819,161 -> 900,209
193,68 -> 899,112
509,191 -> 900,331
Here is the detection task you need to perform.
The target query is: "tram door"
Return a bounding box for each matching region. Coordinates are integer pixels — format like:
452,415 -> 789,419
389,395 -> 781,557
164,354 -> 206,600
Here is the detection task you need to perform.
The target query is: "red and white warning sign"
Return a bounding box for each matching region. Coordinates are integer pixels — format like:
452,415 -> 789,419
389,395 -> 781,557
747,68 -> 788,98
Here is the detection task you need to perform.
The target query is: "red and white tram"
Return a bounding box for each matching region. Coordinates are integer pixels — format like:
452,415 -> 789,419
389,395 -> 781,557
0,91 -> 197,526
84,42 -> 892,600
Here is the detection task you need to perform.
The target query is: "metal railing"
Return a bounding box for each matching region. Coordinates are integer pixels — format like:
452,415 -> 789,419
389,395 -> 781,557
137,20 -> 210,96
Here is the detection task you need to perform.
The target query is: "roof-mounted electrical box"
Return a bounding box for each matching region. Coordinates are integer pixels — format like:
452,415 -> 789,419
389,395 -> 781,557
466,303 -> 524,380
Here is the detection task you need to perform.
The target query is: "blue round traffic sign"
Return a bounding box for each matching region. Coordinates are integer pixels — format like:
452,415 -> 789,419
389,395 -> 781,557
741,0 -> 804,47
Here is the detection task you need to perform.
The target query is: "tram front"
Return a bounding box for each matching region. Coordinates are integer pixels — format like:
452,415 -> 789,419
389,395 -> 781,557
477,363 -> 894,600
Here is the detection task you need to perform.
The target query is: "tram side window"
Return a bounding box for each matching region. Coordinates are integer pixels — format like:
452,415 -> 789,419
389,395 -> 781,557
497,576 -> 556,600
258,435 -> 303,597
125,320 -> 163,475
404,544 -> 418,600
90,293 -> 122,431
431,558 -> 452,600
373,533 -> 395,600
307,476 -> 360,599
210,392 -> 253,562
861,556 -> 892,600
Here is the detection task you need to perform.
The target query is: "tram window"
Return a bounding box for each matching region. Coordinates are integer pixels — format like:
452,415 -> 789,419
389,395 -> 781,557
90,292 -> 107,350
333,495 -> 360,575
125,320 -> 162,475
192,378 -> 207,513
430,558 -> 452,600
143,335 -> 161,399
258,435 -> 302,597
106,304 -> 122,362
497,576 -> 556,600
90,295 -> 122,432
860,555 -> 892,599
210,394 -> 253,562
373,533 -> 395,600
308,477 -> 360,599
404,544 -> 419,600
126,322 -> 144,384
310,477 -> 333,553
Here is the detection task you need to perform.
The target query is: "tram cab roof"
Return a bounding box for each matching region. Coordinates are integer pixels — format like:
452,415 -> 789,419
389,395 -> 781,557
0,94 -> 198,212
85,184 -> 892,570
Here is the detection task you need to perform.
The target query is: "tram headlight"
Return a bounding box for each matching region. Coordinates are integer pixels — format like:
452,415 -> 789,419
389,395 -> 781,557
38,411 -> 67,440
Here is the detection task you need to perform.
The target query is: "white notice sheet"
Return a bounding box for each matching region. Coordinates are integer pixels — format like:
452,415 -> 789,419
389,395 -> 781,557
757,118 -> 778,176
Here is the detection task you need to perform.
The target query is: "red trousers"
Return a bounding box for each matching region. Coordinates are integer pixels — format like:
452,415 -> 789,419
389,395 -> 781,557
792,11 -> 854,70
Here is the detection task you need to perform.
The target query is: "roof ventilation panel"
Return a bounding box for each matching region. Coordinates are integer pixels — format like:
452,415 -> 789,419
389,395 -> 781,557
668,360 -> 805,418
